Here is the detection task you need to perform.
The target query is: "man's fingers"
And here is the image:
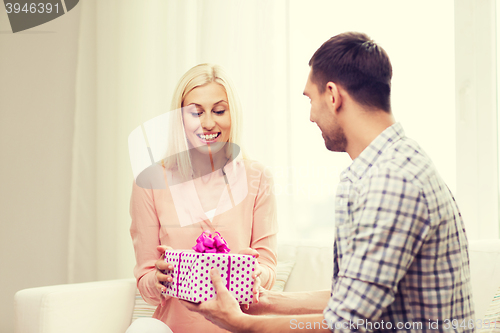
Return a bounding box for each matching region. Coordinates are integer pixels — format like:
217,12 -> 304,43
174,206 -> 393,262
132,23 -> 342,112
210,268 -> 225,292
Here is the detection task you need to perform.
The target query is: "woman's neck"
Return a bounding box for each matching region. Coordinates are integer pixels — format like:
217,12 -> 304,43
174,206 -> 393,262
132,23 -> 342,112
190,146 -> 229,178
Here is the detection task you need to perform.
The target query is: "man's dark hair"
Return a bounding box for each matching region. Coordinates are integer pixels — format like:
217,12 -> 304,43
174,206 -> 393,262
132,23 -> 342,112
309,32 -> 392,112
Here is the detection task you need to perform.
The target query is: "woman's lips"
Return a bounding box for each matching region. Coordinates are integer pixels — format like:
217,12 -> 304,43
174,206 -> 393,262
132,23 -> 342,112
196,132 -> 221,144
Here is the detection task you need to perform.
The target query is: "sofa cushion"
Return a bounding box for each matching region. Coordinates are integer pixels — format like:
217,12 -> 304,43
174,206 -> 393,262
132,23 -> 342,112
271,260 -> 296,292
132,289 -> 156,322
480,285 -> 500,330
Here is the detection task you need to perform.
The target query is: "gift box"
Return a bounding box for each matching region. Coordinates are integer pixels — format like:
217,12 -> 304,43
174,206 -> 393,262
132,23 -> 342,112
162,250 -> 256,304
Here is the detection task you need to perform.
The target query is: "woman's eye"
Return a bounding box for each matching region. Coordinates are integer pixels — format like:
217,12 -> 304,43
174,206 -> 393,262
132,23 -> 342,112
191,112 -> 203,117
213,110 -> 226,115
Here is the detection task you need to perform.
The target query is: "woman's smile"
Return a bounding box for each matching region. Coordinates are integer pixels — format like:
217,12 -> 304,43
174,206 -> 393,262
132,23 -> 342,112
197,132 -> 221,143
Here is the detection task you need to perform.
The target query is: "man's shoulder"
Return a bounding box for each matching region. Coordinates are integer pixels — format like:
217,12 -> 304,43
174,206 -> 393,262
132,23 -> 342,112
369,136 -> 436,189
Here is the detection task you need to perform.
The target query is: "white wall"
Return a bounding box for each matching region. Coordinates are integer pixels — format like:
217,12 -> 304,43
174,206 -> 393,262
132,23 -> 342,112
0,7 -> 80,333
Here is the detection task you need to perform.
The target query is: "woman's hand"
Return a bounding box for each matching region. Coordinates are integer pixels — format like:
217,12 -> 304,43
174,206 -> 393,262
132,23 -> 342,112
237,248 -> 262,306
241,286 -> 274,315
155,245 -> 173,306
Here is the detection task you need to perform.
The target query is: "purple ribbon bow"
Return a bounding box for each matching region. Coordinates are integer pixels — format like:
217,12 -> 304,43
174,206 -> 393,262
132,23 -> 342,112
192,231 -> 231,253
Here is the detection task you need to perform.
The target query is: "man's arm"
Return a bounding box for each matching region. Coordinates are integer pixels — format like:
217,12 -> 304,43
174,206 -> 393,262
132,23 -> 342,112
181,268 -> 333,333
239,314 -> 332,332
244,289 -> 331,316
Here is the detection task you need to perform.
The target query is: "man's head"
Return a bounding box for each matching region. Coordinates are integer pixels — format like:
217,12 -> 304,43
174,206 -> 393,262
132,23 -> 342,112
304,32 -> 393,153
308,32 -> 392,112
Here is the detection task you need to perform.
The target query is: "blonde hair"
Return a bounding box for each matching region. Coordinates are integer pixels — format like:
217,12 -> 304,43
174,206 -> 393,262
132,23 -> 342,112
164,64 -> 244,180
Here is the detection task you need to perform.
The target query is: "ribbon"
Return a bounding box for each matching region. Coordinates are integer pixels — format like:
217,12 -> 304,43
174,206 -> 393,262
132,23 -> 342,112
176,251 -> 183,298
226,256 -> 231,290
192,230 -> 230,254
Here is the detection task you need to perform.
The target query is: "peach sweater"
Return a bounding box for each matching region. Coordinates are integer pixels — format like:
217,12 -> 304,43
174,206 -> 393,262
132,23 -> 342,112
130,159 -> 278,332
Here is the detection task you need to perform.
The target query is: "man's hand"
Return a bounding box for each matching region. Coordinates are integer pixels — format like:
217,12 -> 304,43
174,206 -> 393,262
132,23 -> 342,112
180,268 -> 250,333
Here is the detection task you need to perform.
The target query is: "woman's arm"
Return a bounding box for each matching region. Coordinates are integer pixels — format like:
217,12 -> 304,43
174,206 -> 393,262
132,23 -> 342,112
130,179 -> 168,306
248,161 -> 278,289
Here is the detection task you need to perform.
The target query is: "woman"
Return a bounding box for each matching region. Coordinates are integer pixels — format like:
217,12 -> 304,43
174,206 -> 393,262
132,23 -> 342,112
127,64 -> 278,332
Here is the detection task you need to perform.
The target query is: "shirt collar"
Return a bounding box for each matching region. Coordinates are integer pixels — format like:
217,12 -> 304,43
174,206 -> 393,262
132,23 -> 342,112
340,122 -> 405,182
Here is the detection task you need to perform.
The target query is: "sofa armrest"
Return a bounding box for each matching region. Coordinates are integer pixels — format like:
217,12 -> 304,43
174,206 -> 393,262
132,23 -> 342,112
468,239 -> 500,320
14,278 -> 136,333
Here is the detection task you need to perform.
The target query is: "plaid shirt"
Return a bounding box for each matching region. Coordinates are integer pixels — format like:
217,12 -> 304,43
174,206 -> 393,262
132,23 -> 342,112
324,123 -> 475,332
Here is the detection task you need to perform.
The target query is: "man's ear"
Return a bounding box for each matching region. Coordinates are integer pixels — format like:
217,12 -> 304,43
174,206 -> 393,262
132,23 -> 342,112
325,81 -> 342,114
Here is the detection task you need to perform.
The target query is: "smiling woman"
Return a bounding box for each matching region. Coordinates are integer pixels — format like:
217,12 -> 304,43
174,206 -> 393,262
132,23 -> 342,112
128,63 -> 278,332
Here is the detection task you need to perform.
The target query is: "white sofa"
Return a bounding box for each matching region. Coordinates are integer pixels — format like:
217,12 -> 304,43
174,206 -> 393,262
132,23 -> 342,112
14,239 -> 500,333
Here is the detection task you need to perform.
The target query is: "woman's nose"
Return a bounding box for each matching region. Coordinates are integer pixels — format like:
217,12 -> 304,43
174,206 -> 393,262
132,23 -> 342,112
201,113 -> 216,130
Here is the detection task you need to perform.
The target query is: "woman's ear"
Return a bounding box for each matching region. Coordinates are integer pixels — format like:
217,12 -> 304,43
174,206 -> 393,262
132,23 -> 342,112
325,81 -> 342,114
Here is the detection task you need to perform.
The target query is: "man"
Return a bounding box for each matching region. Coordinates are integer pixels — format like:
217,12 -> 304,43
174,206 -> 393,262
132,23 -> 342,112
182,32 -> 475,332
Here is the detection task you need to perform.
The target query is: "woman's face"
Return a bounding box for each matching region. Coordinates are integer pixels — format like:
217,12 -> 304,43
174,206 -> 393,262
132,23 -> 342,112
182,82 -> 231,155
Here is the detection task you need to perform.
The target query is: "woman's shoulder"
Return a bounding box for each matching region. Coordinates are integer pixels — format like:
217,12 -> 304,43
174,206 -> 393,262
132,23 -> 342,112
134,162 -> 167,190
241,158 -> 272,179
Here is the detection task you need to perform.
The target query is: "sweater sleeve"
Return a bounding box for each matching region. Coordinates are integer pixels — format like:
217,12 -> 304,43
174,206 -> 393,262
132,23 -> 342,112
129,179 -> 164,306
249,161 -> 278,289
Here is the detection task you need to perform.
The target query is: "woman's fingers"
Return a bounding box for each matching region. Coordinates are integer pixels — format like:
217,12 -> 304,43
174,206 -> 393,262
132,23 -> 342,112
253,264 -> 262,279
155,259 -> 173,281
252,276 -> 261,303
155,281 -> 167,293
155,257 -> 172,271
154,244 -> 174,306
154,280 -> 167,307
155,244 -> 174,283
157,245 -> 173,257
155,255 -> 174,299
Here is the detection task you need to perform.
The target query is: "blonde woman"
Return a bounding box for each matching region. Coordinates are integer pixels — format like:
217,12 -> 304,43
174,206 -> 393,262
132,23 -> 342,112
127,64 -> 278,332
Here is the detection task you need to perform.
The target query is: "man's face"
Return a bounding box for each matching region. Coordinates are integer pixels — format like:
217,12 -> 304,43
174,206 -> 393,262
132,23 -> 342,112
303,70 -> 347,152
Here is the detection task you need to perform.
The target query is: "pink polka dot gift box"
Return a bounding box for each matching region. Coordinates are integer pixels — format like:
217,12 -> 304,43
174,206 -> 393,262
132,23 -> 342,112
161,231 -> 256,304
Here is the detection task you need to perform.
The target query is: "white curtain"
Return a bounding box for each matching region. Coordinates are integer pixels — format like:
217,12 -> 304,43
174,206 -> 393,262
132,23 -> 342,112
69,0 -> 289,282
70,0 -> 465,282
